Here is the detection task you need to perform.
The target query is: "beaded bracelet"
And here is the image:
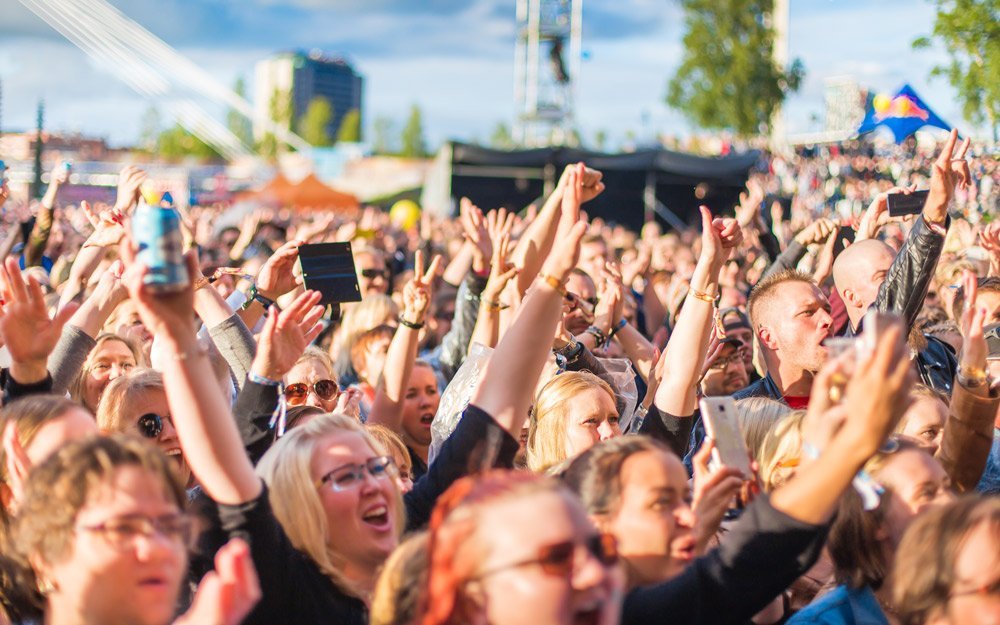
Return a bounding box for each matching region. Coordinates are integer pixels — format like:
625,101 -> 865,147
398,316 -> 425,330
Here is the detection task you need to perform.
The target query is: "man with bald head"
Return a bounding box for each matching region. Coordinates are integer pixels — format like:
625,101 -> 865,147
832,129 -> 971,394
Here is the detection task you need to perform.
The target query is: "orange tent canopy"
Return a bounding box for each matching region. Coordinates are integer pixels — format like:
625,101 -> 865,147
252,173 -> 359,212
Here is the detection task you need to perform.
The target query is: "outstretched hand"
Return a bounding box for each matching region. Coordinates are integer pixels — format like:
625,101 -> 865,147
174,539 -> 261,625
256,239 -> 304,302
691,439 -> 746,554
401,249 -> 442,325
958,271 -> 988,371
925,129 -> 971,225
251,290 -> 325,382
119,238 -> 197,343
114,165 -> 147,215
699,205 -> 743,271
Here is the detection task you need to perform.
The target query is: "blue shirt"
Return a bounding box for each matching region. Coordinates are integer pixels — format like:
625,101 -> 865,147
976,428 -> 1000,495
787,585 -> 889,625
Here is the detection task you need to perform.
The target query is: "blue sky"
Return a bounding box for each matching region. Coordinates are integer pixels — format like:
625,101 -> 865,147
0,0 -> 971,150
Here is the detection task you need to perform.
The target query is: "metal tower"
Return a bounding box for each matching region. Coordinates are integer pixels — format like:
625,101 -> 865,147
513,0 -> 583,147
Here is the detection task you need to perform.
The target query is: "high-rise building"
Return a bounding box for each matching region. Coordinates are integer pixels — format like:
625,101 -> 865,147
253,51 -> 364,144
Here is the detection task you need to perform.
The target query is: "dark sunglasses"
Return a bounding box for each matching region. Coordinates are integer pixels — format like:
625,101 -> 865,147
285,380 -> 340,404
360,268 -> 388,280
137,413 -> 170,439
473,533 -> 618,580
565,293 -> 597,313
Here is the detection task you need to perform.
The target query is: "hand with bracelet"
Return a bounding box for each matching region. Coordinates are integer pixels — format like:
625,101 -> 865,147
480,211 -> 519,311
399,249 -> 442,330
957,270 -> 989,393
250,290 -> 326,384
539,165 -> 588,295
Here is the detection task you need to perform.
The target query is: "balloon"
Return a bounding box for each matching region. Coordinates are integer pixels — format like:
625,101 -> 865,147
390,200 -> 421,230
873,94 -> 891,114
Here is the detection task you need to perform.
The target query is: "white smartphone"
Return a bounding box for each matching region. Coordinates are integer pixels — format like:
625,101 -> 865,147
699,396 -> 753,476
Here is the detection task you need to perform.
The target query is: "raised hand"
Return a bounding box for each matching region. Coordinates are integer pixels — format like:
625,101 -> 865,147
925,129 -> 971,225
174,539 -> 261,625
735,177 -> 765,228
335,387 -> 363,421
699,205 -> 743,272
793,218 -> 837,246
691,439 -> 745,554
856,186 -> 915,241
119,238 -> 198,342
81,200 -> 126,249
958,271 -> 987,371
114,165 -> 147,215
558,162 -> 605,203
979,221 -> 1000,277
482,210 -> 519,304
0,257 -> 77,382
255,239 -> 304,301
250,290 -> 325,382
459,198 -> 492,274
402,249 -> 443,326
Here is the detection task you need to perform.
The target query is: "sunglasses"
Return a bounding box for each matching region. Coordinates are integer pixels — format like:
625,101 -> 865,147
472,533 -> 618,580
137,413 -> 170,439
360,268 -> 388,280
285,380 -> 340,404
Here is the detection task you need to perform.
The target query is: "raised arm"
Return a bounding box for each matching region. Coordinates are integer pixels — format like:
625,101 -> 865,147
654,207 -> 742,416
468,210 -> 518,351
368,251 -> 441,430
23,162 -> 67,268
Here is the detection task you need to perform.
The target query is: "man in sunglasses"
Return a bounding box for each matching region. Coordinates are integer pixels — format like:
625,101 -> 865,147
355,248 -> 390,296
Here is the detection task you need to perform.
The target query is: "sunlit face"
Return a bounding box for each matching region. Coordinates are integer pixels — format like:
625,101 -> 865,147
578,240 -> 609,283
700,344 -> 750,396
876,448 -> 954,547
935,521 -> 1000,625
898,397 -> 947,456
973,290 -> 1000,326
310,431 -> 400,569
356,252 -> 389,296
400,365 -> 440,450
563,388 -> 620,458
471,490 -> 623,625
43,467 -> 186,625
854,247 -> 895,311
286,358 -> 339,413
564,273 -> 597,336
119,389 -> 190,487
25,407 -> 98,467
113,301 -> 153,355
605,450 -> 696,586
759,281 -> 833,373
82,339 -> 137,412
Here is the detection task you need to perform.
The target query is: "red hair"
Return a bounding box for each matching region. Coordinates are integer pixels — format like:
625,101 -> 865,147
422,470 -> 555,625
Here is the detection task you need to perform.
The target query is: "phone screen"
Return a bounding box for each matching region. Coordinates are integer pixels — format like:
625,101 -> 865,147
699,396 -> 753,475
886,190 -> 929,217
297,242 -> 363,307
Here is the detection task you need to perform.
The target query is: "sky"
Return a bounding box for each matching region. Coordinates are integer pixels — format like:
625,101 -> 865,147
0,0 -> 972,151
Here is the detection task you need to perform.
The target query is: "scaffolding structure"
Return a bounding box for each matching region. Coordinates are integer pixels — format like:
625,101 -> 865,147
513,0 -> 583,147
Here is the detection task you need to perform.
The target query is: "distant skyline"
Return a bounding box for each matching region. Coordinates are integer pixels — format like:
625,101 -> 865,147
0,0 -> 978,151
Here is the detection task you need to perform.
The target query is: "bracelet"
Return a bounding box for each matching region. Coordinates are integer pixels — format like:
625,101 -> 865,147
541,274 -> 569,297
554,339 -> 584,369
607,318 -> 628,340
248,371 -> 281,387
481,298 -> 508,311
958,364 -> 988,388
398,316 -> 425,330
585,325 -> 609,345
688,288 -> 717,304
240,284 -> 277,311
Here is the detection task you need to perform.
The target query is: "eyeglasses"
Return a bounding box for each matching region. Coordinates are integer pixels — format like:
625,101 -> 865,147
285,380 -> 339,404
137,413 -> 171,439
360,268 -> 388,280
76,513 -> 192,550
315,456 -> 398,491
707,350 -> 746,370
472,533 -> 618,580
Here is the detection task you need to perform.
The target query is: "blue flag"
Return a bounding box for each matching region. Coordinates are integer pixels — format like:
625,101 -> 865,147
857,83 -> 952,143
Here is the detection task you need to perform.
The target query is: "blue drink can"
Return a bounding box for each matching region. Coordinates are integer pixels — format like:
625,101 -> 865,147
132,200 -> 189,293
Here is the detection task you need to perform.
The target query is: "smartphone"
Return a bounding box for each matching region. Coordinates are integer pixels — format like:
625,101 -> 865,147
985,322 -> 1000,360
297,242 -> 363,307
886,190 -> 930,217
833,225 -> 855,258
699,396 -> 753,476
861,309 -> 902,357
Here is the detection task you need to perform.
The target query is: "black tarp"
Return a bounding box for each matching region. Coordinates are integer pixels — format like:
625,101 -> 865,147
446,142 -> 759,232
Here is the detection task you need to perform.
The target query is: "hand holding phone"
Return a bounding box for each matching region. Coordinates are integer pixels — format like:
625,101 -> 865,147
886,189 -> 929,217
699,396 -> 753,476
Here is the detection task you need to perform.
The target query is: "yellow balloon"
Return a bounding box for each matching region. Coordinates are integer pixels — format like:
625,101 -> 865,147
390,200 -> 421,230
873,94 -> 891,114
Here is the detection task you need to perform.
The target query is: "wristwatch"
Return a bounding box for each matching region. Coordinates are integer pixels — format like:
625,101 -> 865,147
554,339 -> 584,368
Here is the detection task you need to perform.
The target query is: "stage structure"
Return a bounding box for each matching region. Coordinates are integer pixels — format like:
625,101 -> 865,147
513,0 -> 583,147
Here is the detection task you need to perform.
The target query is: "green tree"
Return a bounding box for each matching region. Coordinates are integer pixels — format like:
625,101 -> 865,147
400,104 -> 428,157
372,116 -> 395,154
298,96 -> 334,147
913,0 -> 999,139
138,105 -> 161,153
336,109 -> 362,143
226,75 -> 253,148
666,0 -> 804,136
593,129 -> 608,152
257,88 -> 294,158
490,121 -> 514,149
156,124 -> 222,161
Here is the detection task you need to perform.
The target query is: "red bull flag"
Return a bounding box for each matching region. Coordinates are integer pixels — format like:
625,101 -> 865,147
857,83 -> 953,143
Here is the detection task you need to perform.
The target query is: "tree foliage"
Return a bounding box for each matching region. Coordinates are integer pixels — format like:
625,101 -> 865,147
913,0 -> 999,137
666,0 -> 804,136
298,97 -> 334,147
156,124 -> 222,161
372,116 -> 395,155
490,122 -> 515,149
336,109 -> 362,143
400,104 -> 428,158
226,76 -> 253,149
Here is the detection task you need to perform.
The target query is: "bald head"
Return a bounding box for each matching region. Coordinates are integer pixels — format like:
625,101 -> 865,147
833,239 -> 896,325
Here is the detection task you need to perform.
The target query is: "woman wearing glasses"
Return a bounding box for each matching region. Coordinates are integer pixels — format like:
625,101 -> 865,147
284,347 -> 341,413
10,435 -> 259,625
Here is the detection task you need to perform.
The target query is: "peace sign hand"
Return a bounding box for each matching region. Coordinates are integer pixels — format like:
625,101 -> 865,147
401,249 -> 442,325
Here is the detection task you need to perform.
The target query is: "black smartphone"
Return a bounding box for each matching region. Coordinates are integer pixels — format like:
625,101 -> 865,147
886,190 -> 930,217
297,242 -> 363,307
833,225 -> 855,258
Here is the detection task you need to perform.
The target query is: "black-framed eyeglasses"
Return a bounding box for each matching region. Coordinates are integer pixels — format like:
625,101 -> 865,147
471,533 -> 618,580
708,350 -> 746,371
285,380 -> 340,404
76,513 -> 192,551
360,268 -> 388,280
315,456 -> 398,492
137,413 -> 170,439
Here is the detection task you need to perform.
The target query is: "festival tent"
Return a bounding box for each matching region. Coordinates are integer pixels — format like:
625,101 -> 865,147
857,84 -> 953,143
422,142 -> 759,232
249,172 -> 359,212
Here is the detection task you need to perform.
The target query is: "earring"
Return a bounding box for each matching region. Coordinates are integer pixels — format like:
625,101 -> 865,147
37,577 -> 57,596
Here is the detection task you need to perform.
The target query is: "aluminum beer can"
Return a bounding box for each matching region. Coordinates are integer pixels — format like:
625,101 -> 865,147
132,200 -> 189,292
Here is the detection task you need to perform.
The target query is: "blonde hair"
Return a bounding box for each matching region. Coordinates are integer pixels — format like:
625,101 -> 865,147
292,346 -> 336,380
371,531 -> 428,625
333,295 -> 400,379
95,368 -> 164,434
254,413 -> 406,597
67,333 -> 144,412
735,397 -> 791,463
367,424 -> 411,473
758,410 -> 806,492
527,371 -> 615,474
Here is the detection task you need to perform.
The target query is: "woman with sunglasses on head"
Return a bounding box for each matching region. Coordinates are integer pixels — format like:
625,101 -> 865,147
285,347 -> 342,413
119,168 -> 592,625
10,435 -> 260,625
422,471 -> 624,625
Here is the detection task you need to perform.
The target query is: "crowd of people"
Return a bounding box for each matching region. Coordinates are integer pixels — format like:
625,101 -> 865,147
0,127 -> 997,625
